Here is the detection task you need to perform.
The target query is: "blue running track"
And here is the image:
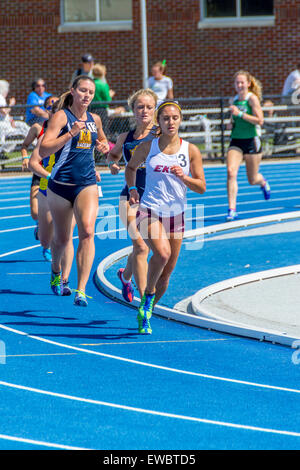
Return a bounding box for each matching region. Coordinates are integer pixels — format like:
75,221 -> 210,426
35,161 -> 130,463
1,161 -> 300,450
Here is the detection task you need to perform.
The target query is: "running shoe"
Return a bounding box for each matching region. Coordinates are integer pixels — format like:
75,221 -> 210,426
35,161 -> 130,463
74,290 -> 88,307
137,292 -> 155,335
226,209 -> 238,221
62,280 -> 72,296
34,224 -> 39,240
50,270 -> 63,296
261,180 -> 271,200
117,268 -> 134,303
42,248 -> 52,262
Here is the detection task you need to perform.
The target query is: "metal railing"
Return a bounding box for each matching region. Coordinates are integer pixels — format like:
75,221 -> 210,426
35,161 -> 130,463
1,95 -> 300,172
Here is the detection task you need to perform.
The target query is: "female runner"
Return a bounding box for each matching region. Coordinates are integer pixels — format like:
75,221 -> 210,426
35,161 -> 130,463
40,76 -> 109,306
29,98 -> 75,295
125,100 -> 206,334
107,88 -> 157,302
226,70 -> 271,221
21,96 -> 57,242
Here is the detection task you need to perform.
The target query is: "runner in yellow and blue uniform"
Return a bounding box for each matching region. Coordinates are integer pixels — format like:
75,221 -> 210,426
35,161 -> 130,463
39,76 -> 109,306
29,99 -> 75,296
226,70 -> 271,221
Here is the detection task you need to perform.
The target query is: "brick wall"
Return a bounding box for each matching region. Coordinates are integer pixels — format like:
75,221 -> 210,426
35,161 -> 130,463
1,0 -> 300,103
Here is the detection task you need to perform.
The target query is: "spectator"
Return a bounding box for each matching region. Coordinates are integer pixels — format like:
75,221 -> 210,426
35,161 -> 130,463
70,53 -> 95,85
25,78 -> 51,126
0,79 -> 16,118
282,63 -> 300,98
0,79 -> 30,153
147,61 -> 173,102
92,64 -> 124,109
91,64 -> 112,123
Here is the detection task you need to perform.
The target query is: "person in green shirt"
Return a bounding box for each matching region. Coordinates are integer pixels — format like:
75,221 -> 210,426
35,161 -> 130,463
226,70 -> 271,221
91,64 -> 125,134
92,64 -> 112,108
91,64 -> 112,130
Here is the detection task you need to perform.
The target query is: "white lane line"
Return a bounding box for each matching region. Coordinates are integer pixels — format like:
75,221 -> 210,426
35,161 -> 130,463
0,190 -> 31,195
2,353 -> 76,358
7,272 -> 49,275
0,244 -> 40,258
0,432 -> 89,450
0,204 -> 29,210
0,197 -> 31,202
0,380 -> 299,438
0,323 -> 299,396
0,225 -> 35,234
80,338 -> 231,346
0,214 -> 31,220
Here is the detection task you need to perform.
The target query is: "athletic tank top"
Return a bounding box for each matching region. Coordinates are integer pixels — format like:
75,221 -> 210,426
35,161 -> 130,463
231,92 -> 258,139
122,127 -> 156,191
51,108 -> 97,185
140,138 -> 190,217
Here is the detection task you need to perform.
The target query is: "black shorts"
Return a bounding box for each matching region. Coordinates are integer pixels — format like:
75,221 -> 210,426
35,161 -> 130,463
228,137 -> 262,155
31,173 -> 41,187
120,185 -> 144,201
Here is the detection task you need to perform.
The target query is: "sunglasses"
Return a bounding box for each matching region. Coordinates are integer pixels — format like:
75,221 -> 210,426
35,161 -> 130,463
36,83 -> 45,88
46,100 -> 58,110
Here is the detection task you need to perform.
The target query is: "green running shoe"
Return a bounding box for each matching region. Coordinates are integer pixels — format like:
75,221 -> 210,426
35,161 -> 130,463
137,292 -> 155,334
50,270 -> 63,296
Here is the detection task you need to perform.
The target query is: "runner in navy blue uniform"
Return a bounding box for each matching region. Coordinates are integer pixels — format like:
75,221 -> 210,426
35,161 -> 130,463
107,89 -> 157,302
40,76 -> 109,306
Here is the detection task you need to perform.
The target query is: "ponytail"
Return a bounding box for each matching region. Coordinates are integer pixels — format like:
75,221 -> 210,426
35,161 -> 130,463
56,91 -> 73,110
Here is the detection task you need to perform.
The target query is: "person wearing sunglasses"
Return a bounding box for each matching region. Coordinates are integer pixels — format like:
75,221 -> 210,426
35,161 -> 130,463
25,78 -> 51,126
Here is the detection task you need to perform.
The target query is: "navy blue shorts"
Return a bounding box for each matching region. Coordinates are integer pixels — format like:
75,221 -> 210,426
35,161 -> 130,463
48,179 -> 95,206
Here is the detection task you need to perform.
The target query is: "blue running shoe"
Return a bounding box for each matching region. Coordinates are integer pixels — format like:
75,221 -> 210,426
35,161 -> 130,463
43,248 -> 52,262
62,280 -> 72,296
261,180 -> 271,200
34,224 -> 39,240
50,270 -> 63,296
74,290 -> 90,307
137,292 -> 155,334
117,268 -> 134,303
226,209 -> 238,221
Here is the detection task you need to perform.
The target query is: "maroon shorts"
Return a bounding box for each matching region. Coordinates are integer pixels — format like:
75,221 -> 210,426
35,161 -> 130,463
136,207 -> 185,234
